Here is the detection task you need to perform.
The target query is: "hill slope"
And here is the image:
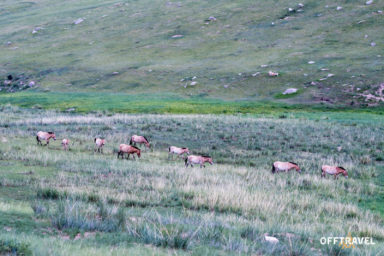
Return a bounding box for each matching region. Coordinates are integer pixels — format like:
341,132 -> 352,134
0,0 -> 383,106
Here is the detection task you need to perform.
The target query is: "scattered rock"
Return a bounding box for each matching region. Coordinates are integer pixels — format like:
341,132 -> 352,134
265,236 -> 279,244
192,76 -> 197,80
4,227 -> 12,232
29,81 -> 35,87
73,18 -> 84,25
371,42 -> 376,47
298,3 -> 304,8
320,68 -> 329,71
190,81 -> 197,86
66,108 -> 76,112
252,72 -> 260,77
1,137 -> 8,143
268,71 -> 279,77
223,84 -> 229,88
208,16 -> 217,21
283,88 -> 298,95
337,146 -> 342,152
366,0 -> 373,5
364,34 -> 368,38
310,81 -> 317,86
261,64 -> 268,68
288,8 -> 294,12
112,72 -> 119,75
171,34 -> 183,38
308,61 -> 315,64
327,73 -> 335,77
74,233 -> 82,241
336,6 -> 343,11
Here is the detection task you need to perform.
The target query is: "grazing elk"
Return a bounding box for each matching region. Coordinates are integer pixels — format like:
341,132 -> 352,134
94,138 -> 105,153
130,135 -> 150,148
185,155 -> 213,168
36,131 -> 56,146
321,165 -> 348,179
61,138 -> 70,151
168,146 -> 189,159
272,161 -> 301,174
117,144 -> 141,160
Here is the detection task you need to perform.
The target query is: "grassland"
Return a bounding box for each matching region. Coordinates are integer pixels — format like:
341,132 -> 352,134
1,0 -> 384,105
0,105 -> 383,255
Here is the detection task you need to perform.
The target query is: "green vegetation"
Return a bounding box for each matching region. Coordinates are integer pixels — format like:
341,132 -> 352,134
0,106 -> 383,255
1,0 -> 383,105
0,92 -> 384,115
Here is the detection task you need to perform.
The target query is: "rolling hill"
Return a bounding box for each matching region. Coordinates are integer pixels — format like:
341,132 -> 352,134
0,0 -> 383,107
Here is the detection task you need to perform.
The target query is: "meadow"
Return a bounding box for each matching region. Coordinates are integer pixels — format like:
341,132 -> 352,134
1,0 -> 384,105
0,105 -> 383,255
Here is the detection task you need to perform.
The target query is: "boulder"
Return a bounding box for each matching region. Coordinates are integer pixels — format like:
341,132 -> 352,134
74,18 -> 84,25
283,88 -> 298,95
265,236 -> 279,244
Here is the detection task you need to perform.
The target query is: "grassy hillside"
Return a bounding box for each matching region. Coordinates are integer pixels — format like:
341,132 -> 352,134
1,0 -> 383,106
0,106 -> 384,255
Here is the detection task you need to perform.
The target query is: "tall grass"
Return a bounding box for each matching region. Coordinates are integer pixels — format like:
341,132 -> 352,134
0,108 -> 383,254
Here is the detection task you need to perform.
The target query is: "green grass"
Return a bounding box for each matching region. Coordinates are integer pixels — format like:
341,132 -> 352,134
1,92 -> 384,115
0,107 -> 383,255
1,0 -> 383,105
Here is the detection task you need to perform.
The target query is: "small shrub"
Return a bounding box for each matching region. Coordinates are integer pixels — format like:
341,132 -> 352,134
0,239 -> 32,256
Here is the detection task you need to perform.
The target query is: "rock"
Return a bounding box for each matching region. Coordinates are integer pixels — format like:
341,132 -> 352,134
321,68 -> 329,71
268,71 -> 279,77
1,137 -> 8,143
238,73 -> 242,76
308,61 -> 315,64
336,6 -> 343,11
371,42 -> 376,47
171,34 -> 183,38
4,80 -> 11,86
298,3 -> 304,8
74,18 -> 84,25
66,108 -> 76,112
190,81 -> 197,86
265,236 -> 279,243
327,73 -> 335,77
366,0 -> 373,5
310,81 -> 317,86
208,16 -> 217,21
112,72 -> 119,75
192,76 -> 197,80
29,81 -> 35,87
283,88 -> 298,94
364,34 -> 368,38
337,146 -> 342,152
223,84 -> 229,88
252,72 -> 260,77
261,64 -> 268,68
288,8 -> 294,12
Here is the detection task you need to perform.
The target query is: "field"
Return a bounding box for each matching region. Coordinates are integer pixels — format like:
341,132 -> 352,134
0,105 -> 383,255
1,0 -> 384,105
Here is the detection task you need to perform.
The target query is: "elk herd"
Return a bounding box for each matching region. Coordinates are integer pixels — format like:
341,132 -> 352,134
36,131 -> 349,178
